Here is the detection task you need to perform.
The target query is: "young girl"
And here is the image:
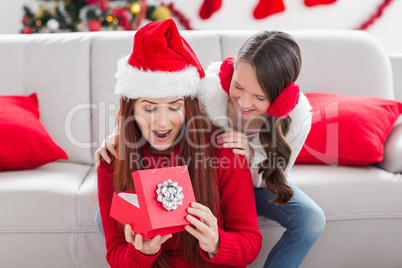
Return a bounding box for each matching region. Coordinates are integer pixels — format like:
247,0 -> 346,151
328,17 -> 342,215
97,19 -> 262,267
198,31 -> 326,268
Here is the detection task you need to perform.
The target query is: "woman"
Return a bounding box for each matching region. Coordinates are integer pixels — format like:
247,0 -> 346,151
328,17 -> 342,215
97,19 -> 262,267
97,30 -> 325,268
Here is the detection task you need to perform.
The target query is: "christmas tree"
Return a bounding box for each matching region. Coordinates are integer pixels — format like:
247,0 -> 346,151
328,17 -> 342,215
21,0 -> 192,34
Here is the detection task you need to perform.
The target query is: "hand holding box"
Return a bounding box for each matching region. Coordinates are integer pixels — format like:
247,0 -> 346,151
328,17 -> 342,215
110,166 -> 196,239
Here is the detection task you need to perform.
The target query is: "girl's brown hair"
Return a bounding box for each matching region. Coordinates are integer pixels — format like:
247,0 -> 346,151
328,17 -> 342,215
237,30 -> 302,205
113,96 -> 220,268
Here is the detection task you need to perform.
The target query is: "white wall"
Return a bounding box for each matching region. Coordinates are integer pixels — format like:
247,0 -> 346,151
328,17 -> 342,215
172,0 -> 402,54
0,0 -> 26,35
1,0 -> 401,53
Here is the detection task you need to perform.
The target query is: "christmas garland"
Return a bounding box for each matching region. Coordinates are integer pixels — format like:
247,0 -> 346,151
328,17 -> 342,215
21,0 -> 192,34
21,0 -> 393,34
357,0 -> 393,30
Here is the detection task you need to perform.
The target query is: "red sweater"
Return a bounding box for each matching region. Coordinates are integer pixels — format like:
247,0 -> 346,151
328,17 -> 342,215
97,145 -> 262,268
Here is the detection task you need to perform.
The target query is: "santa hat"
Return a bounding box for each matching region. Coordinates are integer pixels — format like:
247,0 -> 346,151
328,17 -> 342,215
115,19 -> 204,99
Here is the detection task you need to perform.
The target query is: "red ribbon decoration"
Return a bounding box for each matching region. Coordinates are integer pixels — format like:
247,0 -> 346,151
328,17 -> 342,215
357,0 -> 393,30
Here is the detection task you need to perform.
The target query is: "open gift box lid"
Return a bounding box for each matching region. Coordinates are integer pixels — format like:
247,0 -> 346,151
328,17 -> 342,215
110,165 -> 195,239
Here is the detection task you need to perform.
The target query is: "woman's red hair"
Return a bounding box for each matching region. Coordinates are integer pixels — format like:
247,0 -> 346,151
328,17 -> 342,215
113,96 -> 221,268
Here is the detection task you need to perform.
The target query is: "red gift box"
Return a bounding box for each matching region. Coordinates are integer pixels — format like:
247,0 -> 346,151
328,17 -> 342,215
110,166 -> 196,239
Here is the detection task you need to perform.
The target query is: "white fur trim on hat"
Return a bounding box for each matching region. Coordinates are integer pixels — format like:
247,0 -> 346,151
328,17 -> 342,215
115,56 -> 200,99
198,61 -> 230,129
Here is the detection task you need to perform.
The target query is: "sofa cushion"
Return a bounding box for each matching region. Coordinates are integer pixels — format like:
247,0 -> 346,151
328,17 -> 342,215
0,34 -> 93,165
77,168 -> 99,227
258,164 -> 402,228
295,93 -> 402,166
0,162 -> 91,229
0,35 -> 25,96
0,93 -> 68,170
289,165 -> 402,221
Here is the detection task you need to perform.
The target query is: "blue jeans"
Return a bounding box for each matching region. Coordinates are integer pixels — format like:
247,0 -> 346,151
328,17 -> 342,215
254,182 -> 326,268
95,208 -> 104,236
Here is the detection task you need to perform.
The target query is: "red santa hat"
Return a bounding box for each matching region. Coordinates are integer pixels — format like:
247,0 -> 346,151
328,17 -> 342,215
115,19 -> 205,99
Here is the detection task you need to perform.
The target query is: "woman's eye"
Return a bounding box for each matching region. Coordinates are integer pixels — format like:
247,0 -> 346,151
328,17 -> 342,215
256,96 -> 265,101
145,107 -> 156,112
169,106 -> 180,111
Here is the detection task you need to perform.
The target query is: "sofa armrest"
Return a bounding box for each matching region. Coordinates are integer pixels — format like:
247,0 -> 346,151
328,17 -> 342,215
377,119 -> 402,173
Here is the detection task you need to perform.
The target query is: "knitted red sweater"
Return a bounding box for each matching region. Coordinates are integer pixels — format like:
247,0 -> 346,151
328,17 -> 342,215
97,145 -> 262,267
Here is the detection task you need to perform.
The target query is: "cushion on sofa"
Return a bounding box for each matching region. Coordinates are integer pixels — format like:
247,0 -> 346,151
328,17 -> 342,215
0,93 -> 68,171
295,93 -> 402,166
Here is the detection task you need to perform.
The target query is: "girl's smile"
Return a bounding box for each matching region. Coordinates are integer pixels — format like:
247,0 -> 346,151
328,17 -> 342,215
237,101 -> 257,114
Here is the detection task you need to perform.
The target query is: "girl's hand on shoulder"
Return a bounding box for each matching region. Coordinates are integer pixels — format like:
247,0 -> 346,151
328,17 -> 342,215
95,134 -> 118,169
216,128 -> 254,164
124,224 -> 172,256
185,202 -> 220,254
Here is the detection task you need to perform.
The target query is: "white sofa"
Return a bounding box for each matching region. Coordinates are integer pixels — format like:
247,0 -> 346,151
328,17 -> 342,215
0,29 -> 401,268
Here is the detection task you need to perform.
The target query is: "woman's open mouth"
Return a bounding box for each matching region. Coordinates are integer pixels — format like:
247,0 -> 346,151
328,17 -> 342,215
152,130 -> 172,141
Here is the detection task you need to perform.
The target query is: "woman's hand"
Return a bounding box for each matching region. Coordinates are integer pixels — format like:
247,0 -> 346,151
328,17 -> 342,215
95,134 -> 118,168
185,202 -> 220,254
216,128 -> 254,165
124,224 -> 172,256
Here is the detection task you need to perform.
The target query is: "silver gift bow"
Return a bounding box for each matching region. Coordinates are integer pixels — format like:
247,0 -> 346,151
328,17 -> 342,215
156,179 -> 184,211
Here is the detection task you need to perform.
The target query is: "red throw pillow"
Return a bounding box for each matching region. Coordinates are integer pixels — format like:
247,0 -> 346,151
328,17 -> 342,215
0,93 -> 68,171
295,93 -> 402,166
